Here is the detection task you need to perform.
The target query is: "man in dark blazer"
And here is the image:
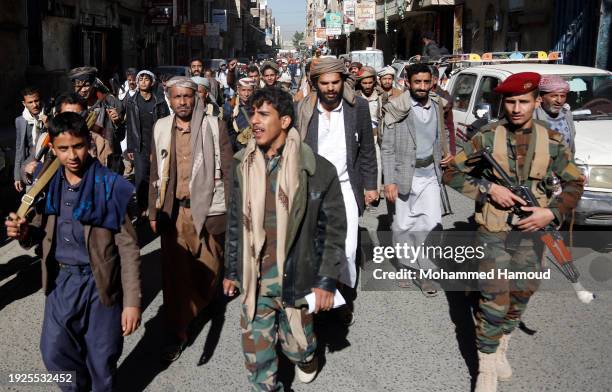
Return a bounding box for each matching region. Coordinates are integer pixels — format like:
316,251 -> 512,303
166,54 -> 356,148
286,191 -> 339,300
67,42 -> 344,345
14,87 -> 45,192
295,57 -> 378,325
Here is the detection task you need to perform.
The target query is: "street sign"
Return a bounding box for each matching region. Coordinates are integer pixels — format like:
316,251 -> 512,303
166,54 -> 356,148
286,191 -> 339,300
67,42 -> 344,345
212,9 -> 228,32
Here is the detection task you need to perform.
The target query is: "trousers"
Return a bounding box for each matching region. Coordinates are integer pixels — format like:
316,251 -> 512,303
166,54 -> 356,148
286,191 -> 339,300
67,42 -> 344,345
241,296 -> 316,391
160,207 -> 223,339
40,265 -> 123,392
476,229 -> 542,353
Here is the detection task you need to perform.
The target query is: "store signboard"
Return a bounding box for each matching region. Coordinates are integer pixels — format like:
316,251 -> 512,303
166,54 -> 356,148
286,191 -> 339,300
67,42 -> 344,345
355,0 -> 376,31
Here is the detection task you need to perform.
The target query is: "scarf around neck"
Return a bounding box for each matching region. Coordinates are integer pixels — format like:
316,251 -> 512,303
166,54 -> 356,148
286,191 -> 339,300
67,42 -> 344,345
22,107 -> 43,147
45,157 -> 134,232
240,128 -> 301,315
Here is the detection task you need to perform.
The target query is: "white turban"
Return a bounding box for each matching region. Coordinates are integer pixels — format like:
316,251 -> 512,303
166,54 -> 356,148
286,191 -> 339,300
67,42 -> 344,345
166,76 -> 198,91
137,70 -> 156,82
191,76 -> 210,90
378,66 -> 396,78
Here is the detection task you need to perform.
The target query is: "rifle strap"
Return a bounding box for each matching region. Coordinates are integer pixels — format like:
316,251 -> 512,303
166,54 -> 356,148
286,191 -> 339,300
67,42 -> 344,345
16,158 -> 60,219
436,98 -> 449,156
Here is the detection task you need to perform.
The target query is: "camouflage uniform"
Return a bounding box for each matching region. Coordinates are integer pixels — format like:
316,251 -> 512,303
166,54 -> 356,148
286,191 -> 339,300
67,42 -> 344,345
240,151 -> 316,391
443,119 -> 583,353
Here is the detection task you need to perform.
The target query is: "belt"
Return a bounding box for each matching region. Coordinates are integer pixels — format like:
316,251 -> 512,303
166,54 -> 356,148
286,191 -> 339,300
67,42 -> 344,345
177,198 -> 191,208
415,155 -> 434,168
58,262 -> 92,275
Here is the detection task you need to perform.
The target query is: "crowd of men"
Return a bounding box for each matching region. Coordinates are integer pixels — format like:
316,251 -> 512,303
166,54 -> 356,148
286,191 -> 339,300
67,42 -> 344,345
5,48 -> 583,392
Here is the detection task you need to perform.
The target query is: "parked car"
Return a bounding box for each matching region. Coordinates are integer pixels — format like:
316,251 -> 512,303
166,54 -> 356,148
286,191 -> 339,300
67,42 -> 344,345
350,48 -> 384,72
445,63 -> 612,226
154,66 -> 190,77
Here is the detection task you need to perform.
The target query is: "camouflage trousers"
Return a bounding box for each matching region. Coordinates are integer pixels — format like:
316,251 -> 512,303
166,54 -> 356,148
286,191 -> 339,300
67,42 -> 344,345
476,229 -> 543,354
240,296 -> 317,391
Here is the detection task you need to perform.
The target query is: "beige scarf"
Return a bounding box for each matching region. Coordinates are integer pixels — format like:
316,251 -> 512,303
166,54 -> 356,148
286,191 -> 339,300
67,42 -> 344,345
240,128 -> 308,348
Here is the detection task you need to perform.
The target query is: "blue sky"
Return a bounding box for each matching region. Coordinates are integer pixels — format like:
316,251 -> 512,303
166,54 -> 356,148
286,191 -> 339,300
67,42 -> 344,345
267,0 -> 306,41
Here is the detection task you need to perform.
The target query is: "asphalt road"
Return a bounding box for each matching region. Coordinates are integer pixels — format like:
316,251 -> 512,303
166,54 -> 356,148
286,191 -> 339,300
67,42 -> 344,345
1,188 -> 611,392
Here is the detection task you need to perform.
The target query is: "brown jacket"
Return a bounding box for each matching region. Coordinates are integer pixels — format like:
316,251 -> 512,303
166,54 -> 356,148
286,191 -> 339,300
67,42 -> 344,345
20,213 -> 141,308
148,117 -> 233,235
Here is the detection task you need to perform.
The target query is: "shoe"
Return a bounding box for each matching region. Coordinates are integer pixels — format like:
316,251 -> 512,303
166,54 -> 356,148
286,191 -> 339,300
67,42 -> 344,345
475,351 -> 498,392
161,339 -> 186,363
415,278 -> 438,298
296,356 -> 318,384
337,307 -> 355,326
496,334 -> 512,381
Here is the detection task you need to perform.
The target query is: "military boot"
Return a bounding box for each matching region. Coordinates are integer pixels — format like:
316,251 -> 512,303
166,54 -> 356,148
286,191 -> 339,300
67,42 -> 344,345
475,351 -> 498,392
496,334 -> 512,380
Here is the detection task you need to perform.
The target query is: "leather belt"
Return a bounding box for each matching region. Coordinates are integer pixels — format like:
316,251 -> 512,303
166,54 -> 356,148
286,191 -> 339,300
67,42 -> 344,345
415,155 -> 434,168
177,198 -> 191,208
58,262 -> 92,275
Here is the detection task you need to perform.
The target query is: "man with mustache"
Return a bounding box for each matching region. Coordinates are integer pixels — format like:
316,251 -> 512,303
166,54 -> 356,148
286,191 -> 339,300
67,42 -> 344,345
68,67 -> 125,174
443,72 -> 583,392
296,57 -> 378,325
148,76 -> 233,362
534,75 -> 576,155
382,63 -> 454,296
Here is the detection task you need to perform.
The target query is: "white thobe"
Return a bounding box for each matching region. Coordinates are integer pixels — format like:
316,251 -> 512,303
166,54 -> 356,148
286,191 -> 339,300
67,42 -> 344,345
317,101 -> 359,288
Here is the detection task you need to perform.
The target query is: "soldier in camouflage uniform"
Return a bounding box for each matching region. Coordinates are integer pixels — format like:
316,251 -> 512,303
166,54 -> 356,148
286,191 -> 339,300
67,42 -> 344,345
224,87 -> 346,391
443,72 -> 584,392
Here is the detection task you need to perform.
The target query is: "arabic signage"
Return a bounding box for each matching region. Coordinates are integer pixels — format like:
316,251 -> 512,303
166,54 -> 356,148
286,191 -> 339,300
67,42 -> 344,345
355,0 -> 376,31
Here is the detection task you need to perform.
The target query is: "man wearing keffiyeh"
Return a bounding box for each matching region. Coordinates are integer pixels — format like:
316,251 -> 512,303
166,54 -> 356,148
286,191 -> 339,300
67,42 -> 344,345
224,87 -> 346,389
148,76 -> 234,363
5,112 -> 141,392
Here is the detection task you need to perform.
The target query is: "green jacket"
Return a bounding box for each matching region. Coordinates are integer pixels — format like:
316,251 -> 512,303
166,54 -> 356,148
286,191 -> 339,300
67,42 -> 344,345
443,119 -> 584,228
224,142 -> 347,306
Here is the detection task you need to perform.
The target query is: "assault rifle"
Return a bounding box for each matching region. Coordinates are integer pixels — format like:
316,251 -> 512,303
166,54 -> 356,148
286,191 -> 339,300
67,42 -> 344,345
471,147 -> 581,284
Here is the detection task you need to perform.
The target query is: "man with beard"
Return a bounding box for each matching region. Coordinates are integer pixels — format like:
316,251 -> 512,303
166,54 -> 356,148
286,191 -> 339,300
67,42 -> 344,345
381,63 -> 453,296
443,72 -> 583,392
68,67 -> 125,174
125,70 -> 170,214
534,75 -> 576,155
261,61 -> 281,88
190,58 -> 204,77
223,87 -> 346,389
356,67 -> 384,193
223,77 -> 256,151
148,77 -> 233,362
14,87 -> 46,192
296,57 -> 378,325
377,66 -> 403,106
118,68 -> 138,101
203,68 -> 223,106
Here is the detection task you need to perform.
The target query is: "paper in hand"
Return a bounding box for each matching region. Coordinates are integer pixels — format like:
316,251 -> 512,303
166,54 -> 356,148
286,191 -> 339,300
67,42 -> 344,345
305,290 -> 346,314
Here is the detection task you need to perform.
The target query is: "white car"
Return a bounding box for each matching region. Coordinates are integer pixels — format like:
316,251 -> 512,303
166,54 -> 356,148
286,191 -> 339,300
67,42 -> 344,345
445,63 -> 612,226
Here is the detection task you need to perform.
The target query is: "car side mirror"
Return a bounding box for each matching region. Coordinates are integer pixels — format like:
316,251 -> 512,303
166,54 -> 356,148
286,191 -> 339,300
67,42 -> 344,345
474,103 -> 491,120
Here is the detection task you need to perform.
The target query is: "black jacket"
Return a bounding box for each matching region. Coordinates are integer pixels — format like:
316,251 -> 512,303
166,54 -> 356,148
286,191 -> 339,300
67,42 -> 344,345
125,92 -> 170,153
303,96 -> 378,214
224,143 -> 347,306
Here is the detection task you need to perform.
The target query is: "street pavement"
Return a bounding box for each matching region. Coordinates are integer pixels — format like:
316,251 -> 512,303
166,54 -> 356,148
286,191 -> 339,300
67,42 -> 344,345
1,188 -> 611,391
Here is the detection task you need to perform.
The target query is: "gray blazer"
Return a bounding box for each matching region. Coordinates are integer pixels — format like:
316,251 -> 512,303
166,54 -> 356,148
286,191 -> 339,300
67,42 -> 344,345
381,96 -> 446,195
14,116 -> 31,182
303,96 -> 378,214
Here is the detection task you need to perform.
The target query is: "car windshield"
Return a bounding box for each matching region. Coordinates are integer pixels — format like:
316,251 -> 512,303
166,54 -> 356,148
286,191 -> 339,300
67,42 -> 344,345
563,74 -> 612,118
351,52 -> 384,70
